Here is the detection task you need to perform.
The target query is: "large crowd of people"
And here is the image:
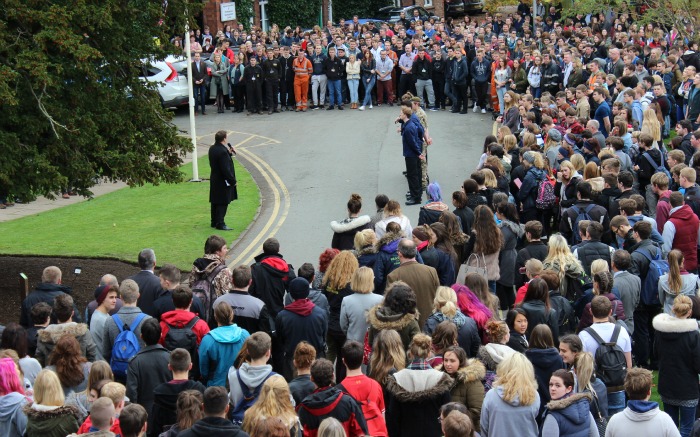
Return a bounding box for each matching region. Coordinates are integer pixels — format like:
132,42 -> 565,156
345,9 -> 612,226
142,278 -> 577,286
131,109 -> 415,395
2,4 -> 700,437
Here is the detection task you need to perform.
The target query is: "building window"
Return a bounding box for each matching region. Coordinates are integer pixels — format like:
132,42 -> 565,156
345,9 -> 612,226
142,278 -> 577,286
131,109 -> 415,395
259,0 -> 269,32
393,0 -> 401,7
424,0 -> 433,7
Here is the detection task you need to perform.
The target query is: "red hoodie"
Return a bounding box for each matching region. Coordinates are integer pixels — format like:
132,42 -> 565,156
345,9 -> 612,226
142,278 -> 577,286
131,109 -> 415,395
159,309 -> 210,346
284,299 -> 315,316
78,416 -> 121,435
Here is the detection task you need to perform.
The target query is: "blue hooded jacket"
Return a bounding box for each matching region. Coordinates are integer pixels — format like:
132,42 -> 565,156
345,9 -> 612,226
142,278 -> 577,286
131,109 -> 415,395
199,324 -> 250,387
0,392 -> 28,437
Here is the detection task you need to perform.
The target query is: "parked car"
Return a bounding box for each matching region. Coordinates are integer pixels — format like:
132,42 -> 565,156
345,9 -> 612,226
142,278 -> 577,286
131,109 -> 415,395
139,56 -> 189,108
376,6 -> 440,24
445,0 -> 484,16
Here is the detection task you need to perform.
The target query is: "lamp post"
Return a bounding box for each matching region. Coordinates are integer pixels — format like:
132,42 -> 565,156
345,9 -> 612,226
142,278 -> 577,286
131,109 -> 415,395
185,19 -> 200,181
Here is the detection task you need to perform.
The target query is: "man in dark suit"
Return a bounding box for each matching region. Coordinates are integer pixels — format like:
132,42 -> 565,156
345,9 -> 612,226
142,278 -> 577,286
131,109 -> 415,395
209,130 -> 237,231
130,248 -> 163,318
192,52 -> 208,115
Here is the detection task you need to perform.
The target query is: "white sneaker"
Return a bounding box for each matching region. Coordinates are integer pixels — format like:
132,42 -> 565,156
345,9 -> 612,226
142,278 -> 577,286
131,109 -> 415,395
481,108 -> 486,114
369,105 -> 373,109
473,106 -> 479,113
359,106 -> 365,111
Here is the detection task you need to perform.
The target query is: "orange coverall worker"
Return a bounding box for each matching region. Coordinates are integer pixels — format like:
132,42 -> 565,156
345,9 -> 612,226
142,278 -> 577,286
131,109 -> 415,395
293,54 -> 313,111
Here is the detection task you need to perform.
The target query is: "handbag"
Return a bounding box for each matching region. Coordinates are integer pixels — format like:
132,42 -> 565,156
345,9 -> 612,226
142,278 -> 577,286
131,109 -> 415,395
590,391 -> 608,436
456,252 -> 488,284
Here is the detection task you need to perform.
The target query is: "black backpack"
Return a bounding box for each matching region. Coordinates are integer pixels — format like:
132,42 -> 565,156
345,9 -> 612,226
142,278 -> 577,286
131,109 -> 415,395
568,204 -> 596,245
584,324 -> 627,389
191,263 -> 227,326
164,317 -> 199,355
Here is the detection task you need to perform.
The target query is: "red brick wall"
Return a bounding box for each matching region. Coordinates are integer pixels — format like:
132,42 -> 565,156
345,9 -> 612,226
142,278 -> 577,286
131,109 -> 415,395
203,0 -> 245,32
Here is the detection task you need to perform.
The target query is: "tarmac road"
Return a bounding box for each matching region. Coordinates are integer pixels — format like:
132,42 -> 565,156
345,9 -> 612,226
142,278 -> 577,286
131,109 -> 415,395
172,104 -> 494,269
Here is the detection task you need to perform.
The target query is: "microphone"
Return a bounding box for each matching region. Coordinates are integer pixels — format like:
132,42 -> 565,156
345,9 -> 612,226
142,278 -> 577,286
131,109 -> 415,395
227,142 -> 236,155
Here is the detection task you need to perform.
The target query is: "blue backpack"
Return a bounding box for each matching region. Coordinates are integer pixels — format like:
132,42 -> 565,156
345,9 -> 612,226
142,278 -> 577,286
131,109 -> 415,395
634,248 -> 668,306
230,370 -> 275,425
110,313 -> 147,378
568,204 -> 596,245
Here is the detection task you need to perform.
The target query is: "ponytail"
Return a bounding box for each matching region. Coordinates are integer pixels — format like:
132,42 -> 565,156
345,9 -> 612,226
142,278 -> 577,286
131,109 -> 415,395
668,249 -> 684,295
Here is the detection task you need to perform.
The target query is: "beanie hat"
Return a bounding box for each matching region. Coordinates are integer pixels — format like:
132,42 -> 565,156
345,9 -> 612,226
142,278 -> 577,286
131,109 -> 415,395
94,285 -> 112,306
558,147 -> 570,159
548,128 -> 562,142
289,277 -> 310,300
523,151 -> 536,164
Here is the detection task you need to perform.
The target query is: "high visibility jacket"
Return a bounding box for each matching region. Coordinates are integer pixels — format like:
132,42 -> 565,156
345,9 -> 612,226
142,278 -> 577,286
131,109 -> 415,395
293,58 -> 313,77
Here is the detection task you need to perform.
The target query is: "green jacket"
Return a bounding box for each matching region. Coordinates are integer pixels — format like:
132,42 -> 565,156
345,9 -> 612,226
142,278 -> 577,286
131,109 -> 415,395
24,405 -> 80,437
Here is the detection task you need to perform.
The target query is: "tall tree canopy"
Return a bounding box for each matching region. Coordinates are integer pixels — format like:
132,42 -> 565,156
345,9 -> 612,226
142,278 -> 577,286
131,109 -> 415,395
0,0 -> 202,200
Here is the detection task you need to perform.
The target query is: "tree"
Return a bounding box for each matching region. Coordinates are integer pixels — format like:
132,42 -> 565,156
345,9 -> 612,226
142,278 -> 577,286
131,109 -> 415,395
0,0 -> 202,201
332,0 -> 394,22
562,0 -> 698,40
268,0 -> 322,29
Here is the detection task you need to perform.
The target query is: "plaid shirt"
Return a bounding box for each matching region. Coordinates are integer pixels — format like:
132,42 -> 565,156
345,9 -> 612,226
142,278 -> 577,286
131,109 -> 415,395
407,359 -> 432,370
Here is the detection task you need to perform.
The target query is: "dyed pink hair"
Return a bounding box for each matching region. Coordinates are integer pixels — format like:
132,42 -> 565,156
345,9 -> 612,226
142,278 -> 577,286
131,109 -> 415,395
0,358 -> 24,396
451,283 -> 493,330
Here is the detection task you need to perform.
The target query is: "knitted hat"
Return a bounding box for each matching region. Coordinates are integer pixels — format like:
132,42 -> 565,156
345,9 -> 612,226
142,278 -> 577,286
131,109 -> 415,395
289,277 -> 310,300
558,147 -> 570,159
523,151 -> 536,164
94,285 -> 112,306
548,128 -> 562,142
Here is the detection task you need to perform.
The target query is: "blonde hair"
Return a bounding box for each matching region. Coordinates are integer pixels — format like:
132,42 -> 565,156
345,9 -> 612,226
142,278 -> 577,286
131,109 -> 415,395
672,295 -> 693,319
321,251 -> 359,291
574,352 -> 596,395
493,353 -> 538,406
502,134 -> 517,152
369,330 -> 406,384
408,333 -> 433,360
100,382 -> 126,407
243,375 -> 298,434
351,267 -> 374,294
570,154 -> 585,173
433,286 -> 459,318
583,162 -> 600,180
481,168 -> 498,188
559,161 -> 576,181
531,151 -> 545,169
353,229 -> 376,252
34,369 -> 65,406
641,108 -> 661,142
317,417 -> 345,437
498,126 -> 512,139
667,249 -> 685,295
590,259 -> 609,276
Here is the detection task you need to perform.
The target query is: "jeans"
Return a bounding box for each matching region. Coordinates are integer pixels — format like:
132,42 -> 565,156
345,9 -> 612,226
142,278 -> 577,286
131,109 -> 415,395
193,83 -> 207,114
311,74 -> 327,106
664,403 -> 696,437
531,86 -> 542,98
607,391 -> 626,415
488,280 -> 497,294
362,76 -> 376,106
348,79 -> 359,103
444,80 -> 456,105
327,79 -> 341,106
416,78 -> 435,107
497,86 -> 507,115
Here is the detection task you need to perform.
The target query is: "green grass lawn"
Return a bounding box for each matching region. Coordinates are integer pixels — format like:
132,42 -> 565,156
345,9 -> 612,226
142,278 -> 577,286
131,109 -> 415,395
0,158 -> 259,269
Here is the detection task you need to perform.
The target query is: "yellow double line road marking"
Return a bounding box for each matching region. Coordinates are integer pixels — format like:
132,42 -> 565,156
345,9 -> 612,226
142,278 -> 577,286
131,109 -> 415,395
227,134 -> 289,267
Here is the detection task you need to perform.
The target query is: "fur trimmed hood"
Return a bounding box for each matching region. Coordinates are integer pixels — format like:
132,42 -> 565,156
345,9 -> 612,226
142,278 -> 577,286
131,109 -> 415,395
652,313 -> 699,334
453,359 -> 486,384
38,322 -> 89,344
330,215 -> 371,233
367,304 -> 418,331
376,231 -> 403,252
24,404 -> 80,421
546,391 -> 592,411
385,368 -> 453,402
355,244 -> 377,257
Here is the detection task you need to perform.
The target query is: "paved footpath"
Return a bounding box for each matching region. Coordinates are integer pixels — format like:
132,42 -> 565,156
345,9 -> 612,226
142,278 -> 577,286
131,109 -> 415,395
1,104 -> 494,269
